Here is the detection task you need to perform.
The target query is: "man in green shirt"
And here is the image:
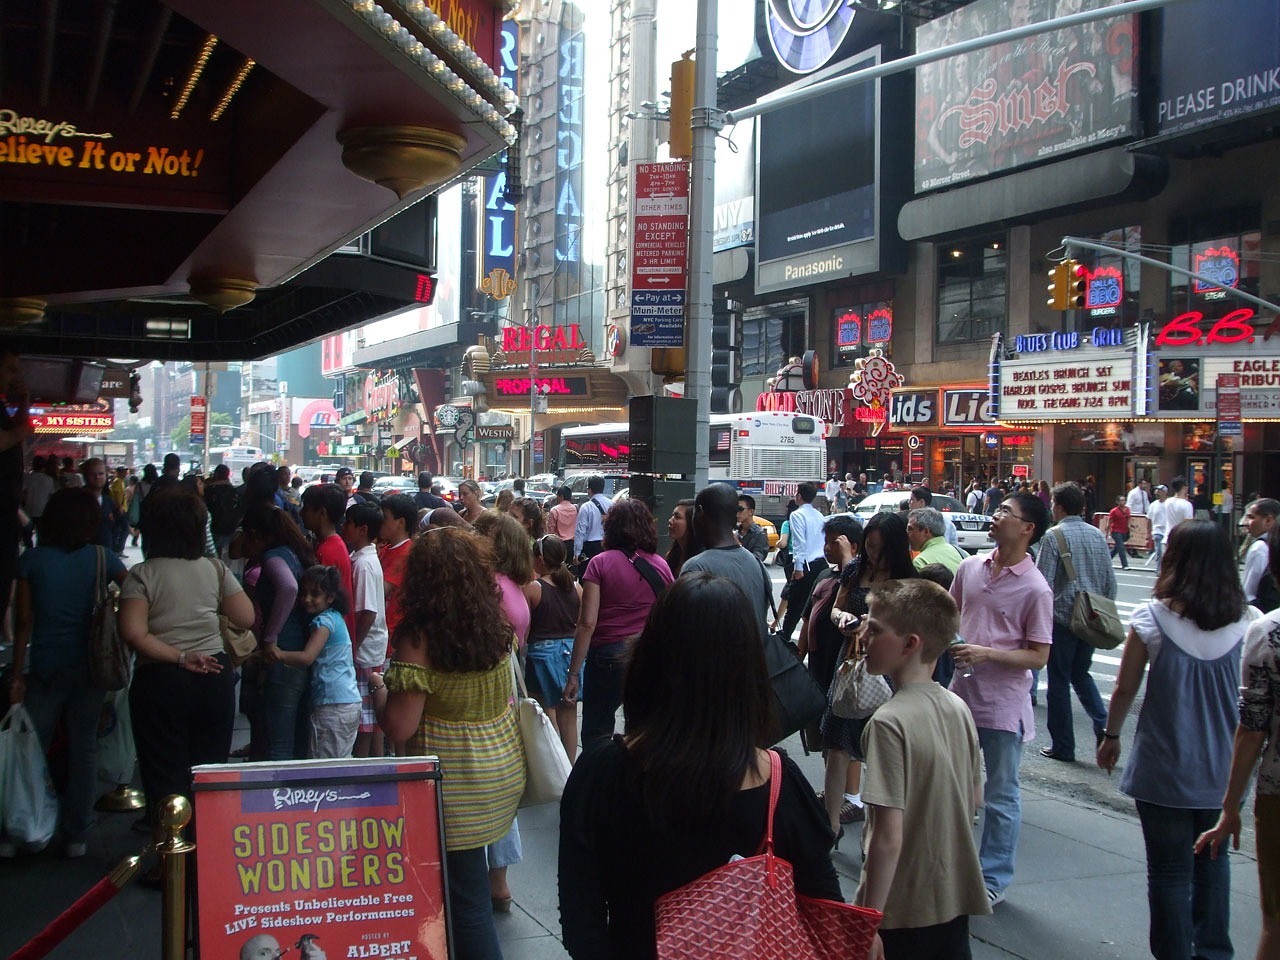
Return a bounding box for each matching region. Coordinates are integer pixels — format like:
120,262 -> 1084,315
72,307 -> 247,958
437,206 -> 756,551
908,507 -> 964,574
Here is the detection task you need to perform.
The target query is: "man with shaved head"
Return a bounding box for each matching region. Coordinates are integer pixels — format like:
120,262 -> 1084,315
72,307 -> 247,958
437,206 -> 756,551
680,482 -> 771,643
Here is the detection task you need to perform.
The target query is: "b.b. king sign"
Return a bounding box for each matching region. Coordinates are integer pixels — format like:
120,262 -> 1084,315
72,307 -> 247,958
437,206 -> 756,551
630,161 -> 689,347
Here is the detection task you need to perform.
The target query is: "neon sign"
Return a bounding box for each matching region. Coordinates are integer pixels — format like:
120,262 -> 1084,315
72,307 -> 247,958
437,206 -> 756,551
414,274 -> 435,303
1193,245 -> 1239,295
865,306 -> 892,343
493,376 -> 588,397
1085,265 -> 1122,311
501,324 -> 588,353
1155,308 -> 1277,347
849,349 -> 902,438
835,311 -> 861,349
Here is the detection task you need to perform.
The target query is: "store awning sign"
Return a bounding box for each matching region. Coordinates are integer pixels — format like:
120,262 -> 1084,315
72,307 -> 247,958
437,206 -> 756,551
999,352 -> 1134,420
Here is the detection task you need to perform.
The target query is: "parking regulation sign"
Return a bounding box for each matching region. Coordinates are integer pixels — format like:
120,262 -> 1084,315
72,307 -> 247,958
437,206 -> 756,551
630,161 -> 689,347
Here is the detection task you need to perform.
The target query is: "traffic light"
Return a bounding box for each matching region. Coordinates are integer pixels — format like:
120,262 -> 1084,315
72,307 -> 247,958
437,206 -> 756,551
1046,261 -> 1070,310
128,372 -> 143,413
711,297 -> 743,413
1066,260 -> 1087,310
669,52 -> 694,161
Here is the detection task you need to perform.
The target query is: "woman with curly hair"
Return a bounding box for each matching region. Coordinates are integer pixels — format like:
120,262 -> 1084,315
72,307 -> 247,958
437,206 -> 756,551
563,499 -> 673,744
372,527 -> 524,960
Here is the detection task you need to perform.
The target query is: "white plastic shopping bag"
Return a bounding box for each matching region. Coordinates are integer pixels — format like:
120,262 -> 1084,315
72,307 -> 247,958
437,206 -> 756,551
1,704 -> 58,849
97,689 -> 137,788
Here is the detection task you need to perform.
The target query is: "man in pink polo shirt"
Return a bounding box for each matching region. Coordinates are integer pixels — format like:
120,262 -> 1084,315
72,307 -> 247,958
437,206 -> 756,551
950,490 -> 1054,910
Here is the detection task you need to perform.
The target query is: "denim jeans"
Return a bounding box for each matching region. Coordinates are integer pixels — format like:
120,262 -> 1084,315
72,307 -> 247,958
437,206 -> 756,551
1151,533 -> 1165,566
977,726 -> 1024,896
24,664 -> 106,844
261,661 -> 309,760
446,845 -> 504,960
486,817 -> 522,869
1045,622 -> 1108,759
581,643 -> 629,744
1135,801 -> 1232,960
1110,531 -> 1130,568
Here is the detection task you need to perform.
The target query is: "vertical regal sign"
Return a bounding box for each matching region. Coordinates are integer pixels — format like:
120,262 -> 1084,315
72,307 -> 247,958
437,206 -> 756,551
630,161 -> 690,347
479,20 -> 520,300
556,15 -> 585,282
193,758 -> 449,960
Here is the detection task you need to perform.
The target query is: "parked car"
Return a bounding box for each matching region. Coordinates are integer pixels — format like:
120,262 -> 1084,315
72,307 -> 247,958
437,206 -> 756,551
372,475 -> 418,496
849,491 -> 993,554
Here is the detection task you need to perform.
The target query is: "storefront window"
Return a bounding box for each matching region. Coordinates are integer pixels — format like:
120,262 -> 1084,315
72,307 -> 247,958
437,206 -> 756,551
1169,227 -> 1261,316
1069,225 -> 1141,329
936,235 -> 1007,345
831,300 -> 894,369
742,302 -> 806,378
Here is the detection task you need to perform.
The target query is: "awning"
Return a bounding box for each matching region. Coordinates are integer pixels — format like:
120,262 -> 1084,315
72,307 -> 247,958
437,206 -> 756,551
898,147 -> 1168,242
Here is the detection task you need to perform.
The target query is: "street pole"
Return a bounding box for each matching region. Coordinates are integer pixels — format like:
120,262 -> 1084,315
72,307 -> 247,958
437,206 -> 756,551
686,0 -> 718,490
202,362 -> 212,475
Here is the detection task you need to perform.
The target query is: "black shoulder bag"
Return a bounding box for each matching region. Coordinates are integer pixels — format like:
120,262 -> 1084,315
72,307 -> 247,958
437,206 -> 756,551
756,558 -> 826,749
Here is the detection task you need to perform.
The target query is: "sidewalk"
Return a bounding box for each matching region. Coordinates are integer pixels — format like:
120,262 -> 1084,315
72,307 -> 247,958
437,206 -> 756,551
0,722 -> 1263,959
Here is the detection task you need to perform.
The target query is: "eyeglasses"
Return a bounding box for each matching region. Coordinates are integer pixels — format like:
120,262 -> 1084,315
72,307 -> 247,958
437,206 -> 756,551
992,505 -> 1028,522
736,506 -> 746,513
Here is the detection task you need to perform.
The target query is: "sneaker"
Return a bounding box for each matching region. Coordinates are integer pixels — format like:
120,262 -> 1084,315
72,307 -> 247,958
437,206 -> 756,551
839,799 -> 865,824
65,842 -> 87,859
987,887 -> 1006,908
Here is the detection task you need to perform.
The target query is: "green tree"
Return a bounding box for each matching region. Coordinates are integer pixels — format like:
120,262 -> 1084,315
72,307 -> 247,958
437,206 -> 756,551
170,412 -> 233,449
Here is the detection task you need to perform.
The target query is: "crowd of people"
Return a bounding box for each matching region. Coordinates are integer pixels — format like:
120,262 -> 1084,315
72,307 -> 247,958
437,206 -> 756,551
5,421 -> 1280,959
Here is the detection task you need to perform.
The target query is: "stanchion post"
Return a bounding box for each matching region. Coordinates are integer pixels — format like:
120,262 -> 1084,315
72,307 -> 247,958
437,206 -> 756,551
155,795 -> 196,960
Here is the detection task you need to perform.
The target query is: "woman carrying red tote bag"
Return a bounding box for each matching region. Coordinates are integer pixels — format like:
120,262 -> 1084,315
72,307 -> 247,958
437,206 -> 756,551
655,750 -> 882,960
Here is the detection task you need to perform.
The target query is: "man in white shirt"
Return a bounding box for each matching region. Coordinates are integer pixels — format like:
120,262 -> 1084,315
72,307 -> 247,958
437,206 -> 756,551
1165,478 -> 1194,531
343,502 -> 390,757
1242,499 -> 1279,608
779,482 -> 827,640
1125,479 -> 1150,516
824,475 -> 842,515
573,475 -> 613,564
1145,485 -> 1170,568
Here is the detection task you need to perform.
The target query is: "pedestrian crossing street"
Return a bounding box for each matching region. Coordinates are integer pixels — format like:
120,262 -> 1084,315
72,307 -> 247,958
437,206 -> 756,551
1051,564 -> 1157,702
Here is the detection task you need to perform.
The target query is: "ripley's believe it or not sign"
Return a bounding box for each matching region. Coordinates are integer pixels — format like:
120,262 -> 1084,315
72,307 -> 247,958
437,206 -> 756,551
193,758 -> 448,960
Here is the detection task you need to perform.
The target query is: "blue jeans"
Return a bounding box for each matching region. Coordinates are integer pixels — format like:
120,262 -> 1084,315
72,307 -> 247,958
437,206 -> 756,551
1135,801 -> 1232,960
582,643 -> 629,744
24,664 -> 105,844
1045,622 -> 1108,759
1110,531 -> 1130,568
1151,533 -> 1165,566
446,845 -> 504,960
486,817 -> 522,869
977,726 -> 1024,896
262,661 -> 309,760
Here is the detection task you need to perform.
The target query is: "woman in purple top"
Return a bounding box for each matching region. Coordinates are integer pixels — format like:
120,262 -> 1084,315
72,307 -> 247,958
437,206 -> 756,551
564,499 -> 674,744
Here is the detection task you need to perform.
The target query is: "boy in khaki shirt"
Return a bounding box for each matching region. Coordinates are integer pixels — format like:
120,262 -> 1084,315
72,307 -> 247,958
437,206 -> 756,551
856,579 -> 991,959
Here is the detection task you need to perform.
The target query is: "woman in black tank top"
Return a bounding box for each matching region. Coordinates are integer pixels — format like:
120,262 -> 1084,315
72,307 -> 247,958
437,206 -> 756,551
525,535 -> 584,759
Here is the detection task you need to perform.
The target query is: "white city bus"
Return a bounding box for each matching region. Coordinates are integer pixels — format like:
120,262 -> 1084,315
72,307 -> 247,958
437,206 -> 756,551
558,411 -> 827,522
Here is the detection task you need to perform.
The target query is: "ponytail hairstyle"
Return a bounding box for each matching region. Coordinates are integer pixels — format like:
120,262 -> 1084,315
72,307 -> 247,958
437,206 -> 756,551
298,565 -> 349,616
534,534 -> 575,591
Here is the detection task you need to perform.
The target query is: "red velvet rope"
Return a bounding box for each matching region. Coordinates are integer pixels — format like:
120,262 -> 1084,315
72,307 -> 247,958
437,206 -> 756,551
7,876 -> 120,960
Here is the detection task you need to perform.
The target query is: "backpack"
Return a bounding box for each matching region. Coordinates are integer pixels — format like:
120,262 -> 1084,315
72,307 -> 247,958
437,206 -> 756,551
1256,571 -> 1280,614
